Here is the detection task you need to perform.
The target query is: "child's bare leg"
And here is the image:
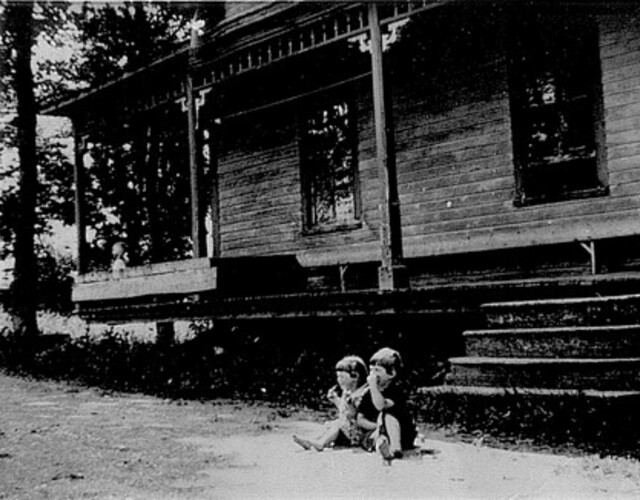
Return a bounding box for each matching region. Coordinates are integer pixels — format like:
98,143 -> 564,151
383,414 -> 402,455
375,413 -> 403,462
293,434 -> 318,450
315,420 -> 342,449
293,420 -> 341,451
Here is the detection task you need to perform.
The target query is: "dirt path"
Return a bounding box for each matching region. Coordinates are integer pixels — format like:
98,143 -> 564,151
1,374 -> 639,499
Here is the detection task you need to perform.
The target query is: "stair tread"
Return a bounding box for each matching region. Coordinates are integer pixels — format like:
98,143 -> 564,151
483,292 -> 640,309
465,325 -> 640,336
449,356 -> 640,365
418,385 -> 640,398
408,272 -> 640,294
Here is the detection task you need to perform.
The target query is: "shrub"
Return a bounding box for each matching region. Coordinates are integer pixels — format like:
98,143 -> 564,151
0,315 -> 452,409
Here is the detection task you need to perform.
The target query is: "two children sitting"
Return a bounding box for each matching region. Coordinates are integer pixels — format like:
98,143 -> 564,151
293,347 -> 416,463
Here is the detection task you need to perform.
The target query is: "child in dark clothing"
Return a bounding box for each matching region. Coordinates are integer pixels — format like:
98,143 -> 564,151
356,347 -> 417,463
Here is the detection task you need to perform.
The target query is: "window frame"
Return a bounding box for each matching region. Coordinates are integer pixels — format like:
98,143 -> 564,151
298,90 -> 362,234
507,8 -> 608,207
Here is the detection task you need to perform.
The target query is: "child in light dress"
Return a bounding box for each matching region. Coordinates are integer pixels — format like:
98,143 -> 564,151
293,355 -> 369,451
111,241 -> 128,276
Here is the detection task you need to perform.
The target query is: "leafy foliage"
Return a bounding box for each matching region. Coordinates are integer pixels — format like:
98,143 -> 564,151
72,2 -> 185,85
34,245 -> 75,312
66,2 -> 224,268
0,315 -> 451,407
1,1 -> 224,273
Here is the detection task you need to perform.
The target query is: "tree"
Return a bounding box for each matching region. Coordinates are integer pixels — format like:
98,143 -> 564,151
67,2 -> 223,269
4,0 -> 39,337
1,1 -> 77,322
0,1 -> 226,318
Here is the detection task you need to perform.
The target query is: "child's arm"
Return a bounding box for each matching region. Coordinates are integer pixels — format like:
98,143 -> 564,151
327,385 -> 341,409
356,412 -> 377,431
367,368 -> 395,411
369,384 -> 394,411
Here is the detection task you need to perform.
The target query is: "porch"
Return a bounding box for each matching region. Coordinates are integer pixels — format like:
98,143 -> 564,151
72,251 -> 640,324
40,1 -> 640,310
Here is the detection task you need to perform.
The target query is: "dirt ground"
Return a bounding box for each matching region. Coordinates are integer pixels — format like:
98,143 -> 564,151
1,374 -> 640,499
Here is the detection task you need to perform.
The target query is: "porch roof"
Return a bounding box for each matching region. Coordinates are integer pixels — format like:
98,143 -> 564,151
39,1 -> 298,117
40,0 -> 451,118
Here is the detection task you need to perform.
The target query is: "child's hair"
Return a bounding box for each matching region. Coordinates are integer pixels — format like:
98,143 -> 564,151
369,347 -> 403,376
112,241 -> 126,258
335,355 -> 368,385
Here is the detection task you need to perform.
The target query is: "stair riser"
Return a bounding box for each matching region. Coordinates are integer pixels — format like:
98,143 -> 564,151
448,362 -> 640,390
485,302 -> 640,328
465,331 -> 640,358
413,389 -> 640,454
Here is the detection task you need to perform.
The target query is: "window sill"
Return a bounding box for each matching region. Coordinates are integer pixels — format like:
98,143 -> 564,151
302,220 -> 363,236
514,185 -> 609,207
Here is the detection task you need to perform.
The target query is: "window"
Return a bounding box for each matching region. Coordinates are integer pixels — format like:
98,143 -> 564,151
508,9 -> 607,206
300,96 -> 360,231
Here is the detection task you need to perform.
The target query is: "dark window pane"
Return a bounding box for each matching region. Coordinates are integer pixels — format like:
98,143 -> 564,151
526,108 -> 561,162
508,8 -> 604,205
301,98 -> 358,228
562,101 -> 597,154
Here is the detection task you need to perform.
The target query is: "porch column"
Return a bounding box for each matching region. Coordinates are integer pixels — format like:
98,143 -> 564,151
186,15 -> 206,258
72,124 -> 87,274
368,3 -> 406,290
208,126 -> 221,258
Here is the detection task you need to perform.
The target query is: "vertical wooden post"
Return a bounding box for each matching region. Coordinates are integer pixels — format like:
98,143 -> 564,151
186,14 -> 205,258
368,3 -> 405,290
73,124 -> 87,274
145,124 -> 163,261
209,125 -> 221,258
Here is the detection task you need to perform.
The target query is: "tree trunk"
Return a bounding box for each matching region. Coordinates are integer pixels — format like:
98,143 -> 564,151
9,0 -> 39,338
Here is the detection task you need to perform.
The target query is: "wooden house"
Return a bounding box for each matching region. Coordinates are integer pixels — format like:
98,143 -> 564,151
44,1 -> 640,409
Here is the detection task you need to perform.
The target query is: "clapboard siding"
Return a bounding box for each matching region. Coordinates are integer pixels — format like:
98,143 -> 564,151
603,61 -> 640,86
221,197 -> 301,225
607,116 -> 640,134
606,87 -> 640,108
392,17 -> 513,254
404,210 -> 640,259
608,143 -> 640,162
609,154 -> 640,172
610,168 -> 640,186
607,130 -> 640,146
219,170 -> 299,204
394,8 -> 640,259
404,195 -> 640,236
216,83 -> 380,266
211,6 -> 640,269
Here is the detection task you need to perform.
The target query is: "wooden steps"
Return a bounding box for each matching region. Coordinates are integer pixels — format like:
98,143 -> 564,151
419,384 -> 640,400
415,383 -> 640,452
447,293 -> 640,392
483,293 -> 640,328
447,356 -> 640,390
417,288 -> 640,447
464,325 -> 640,358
